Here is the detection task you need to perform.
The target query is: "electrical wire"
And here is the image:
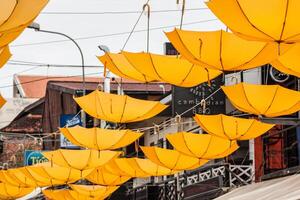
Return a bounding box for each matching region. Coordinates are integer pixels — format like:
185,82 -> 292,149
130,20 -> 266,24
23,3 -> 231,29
41,7 -> 209,15
11,19 -> 218,47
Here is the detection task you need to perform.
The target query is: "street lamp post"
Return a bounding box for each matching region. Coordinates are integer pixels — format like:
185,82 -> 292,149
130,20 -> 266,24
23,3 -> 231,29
27,22 -> 86,127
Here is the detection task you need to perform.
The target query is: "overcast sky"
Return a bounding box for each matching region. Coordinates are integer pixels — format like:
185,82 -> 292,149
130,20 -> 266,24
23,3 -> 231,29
1,0 -> 225,97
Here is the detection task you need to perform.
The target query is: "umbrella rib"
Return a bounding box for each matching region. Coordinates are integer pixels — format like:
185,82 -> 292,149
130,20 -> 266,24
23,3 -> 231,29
95,91 -> 109,120
201,135 -> 213,159
219,31 -> 225,71
194,115 -> 220,138
236,43 -> 270,70
264,86 -> 279,116
58,151 -> 73,169
240,119 -> 256,139
119,95 -> 128,123
279,0 -> 290,41
173,29 -> 214,68
106,53 -> 146,82
233,0 -> 275,40
111,131 -> 128,149
24,168 -> 39,187
220,114 -> 231,140
148,53 -> 164,81
181,133 -> 195,157
128,102 -> 161,123
66,128 -> 85,148
123,53 -> 151,82
240,83 -> 261,115
180,63 -> 195,86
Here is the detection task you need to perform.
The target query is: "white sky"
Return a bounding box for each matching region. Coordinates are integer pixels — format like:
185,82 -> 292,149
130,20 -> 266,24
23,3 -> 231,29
0,0 -> 225,97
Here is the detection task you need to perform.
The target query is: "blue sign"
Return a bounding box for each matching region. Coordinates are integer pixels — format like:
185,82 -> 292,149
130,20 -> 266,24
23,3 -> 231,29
60,114 -> 82,148
24,150 -> 48,166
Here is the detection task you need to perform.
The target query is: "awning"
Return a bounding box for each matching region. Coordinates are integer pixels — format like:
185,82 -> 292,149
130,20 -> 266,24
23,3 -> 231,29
216,174 -> 300,200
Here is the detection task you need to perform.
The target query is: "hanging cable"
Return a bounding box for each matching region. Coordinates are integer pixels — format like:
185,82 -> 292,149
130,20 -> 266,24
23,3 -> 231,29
143,3 -> 151,53
177,0 -> 186,29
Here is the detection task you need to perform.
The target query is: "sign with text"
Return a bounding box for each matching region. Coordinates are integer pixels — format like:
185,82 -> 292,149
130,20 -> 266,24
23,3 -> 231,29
24,150 -> 48,166
172,76 -> 225,117
59,114 -> 82,148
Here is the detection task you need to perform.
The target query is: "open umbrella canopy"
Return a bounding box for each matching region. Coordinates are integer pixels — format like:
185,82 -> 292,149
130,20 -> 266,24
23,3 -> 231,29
99,51 -> 222,87
70,184 -> 119,199
74,90 -> 168,123
0,168 -> 36,188
0,46 -> 11,68
60,126 -> 143,150
271,44 -> 300,77
20,162 -> 93,187
0,25 -> 26,47
86,168 -> 131,186
0,0 -> 48,32
166,132 -> 239,159
43,149 -> 120,171
222,82 -> 300,117
43,190 -> 73,200
194,114 -> 275,140
206,0 -> 300,45
0,183 -> 34,200
140,146 -> 209,171
104,158 -> 178,177
166,29 -> 279,71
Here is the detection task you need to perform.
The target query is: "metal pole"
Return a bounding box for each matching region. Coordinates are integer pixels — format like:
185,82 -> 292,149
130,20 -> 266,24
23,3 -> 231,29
28,25 -> 86,127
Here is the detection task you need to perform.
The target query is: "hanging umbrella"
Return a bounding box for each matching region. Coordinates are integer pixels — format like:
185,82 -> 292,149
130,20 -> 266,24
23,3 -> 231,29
19,162 -> 94,187
69,185 -> 119,199
0,0 -> 48,32
86,168 -> 131,186
0,168 -> 36,188
0,46 -> 11,68
206,0 -> 300,49
104,158 -> 178,177
0,25 -> 26,47
166,132 -> 239,159
271,44 -> 300,77
60,126 -> 143,150
74,90 -> 168,123
43,149 -> 120,171
0,95 -> 6,110
0,183 -> 34,200
166,29 -> 279,71
140,146 -> 209,171
99,51 -> 222,87
43,190 -> 74,200
194,114 -> 275,140
222,82 -> 300,117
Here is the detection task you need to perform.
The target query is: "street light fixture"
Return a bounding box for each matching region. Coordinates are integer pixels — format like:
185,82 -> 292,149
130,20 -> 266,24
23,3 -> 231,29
27,22 -> 86,127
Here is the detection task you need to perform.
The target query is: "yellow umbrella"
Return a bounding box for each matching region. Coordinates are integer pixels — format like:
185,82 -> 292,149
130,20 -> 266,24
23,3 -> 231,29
222,82 -> 300,117
194,114 -> 275,140
104,158 -> 178,177
166,132 -> 239,159
0,46 -> 11,68
43,149 -> 120,171
74,90 -> 168,123
0,95 -> 6,110
0,25 -> 26,47
86,168 -> 130,186
99,51 -> 222,87
166,29 -> 279,71
69,184 -> 119,199
0,168 -> 36,188
140,146 -> 209,171
43,190 -> 74,200
60,126 -> 143,150
19,162 -> 94,187
206,0 -> 300,46
0,183 -> 34,200
271,44 -> 300,77
0,0 -> 48,32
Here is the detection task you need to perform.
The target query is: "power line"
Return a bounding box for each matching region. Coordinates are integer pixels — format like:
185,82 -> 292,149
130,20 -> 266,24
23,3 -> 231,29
7,61 -> 102,68
41,7 -> 209,15
11,19 -> 218,47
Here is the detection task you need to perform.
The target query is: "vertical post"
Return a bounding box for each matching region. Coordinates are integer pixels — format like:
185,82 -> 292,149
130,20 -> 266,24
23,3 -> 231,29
175,115 -> 182,200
